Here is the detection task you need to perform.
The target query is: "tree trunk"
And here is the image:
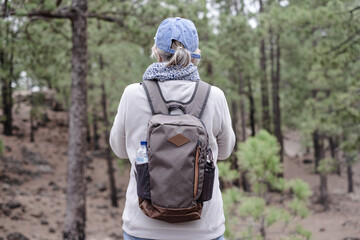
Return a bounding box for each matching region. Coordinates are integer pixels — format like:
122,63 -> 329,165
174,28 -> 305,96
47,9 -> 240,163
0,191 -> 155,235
30,106 -> 35,142
92,110 -> 99,150
238,68 -> 246,142
86,118 -> 91,145
319,174 -> 329,210
259,0 -> 271,133
231,98 -> 249,190
1,69 -> 13,136
237,69 -> 250,191
63,0 -> 88,239
328,136 -> 340,175
1,23 -> 13,136
270,28 -> 275,98
100,55 -> 118,207
346,154 -> 354,193
260,216 -> 266,239
272,34 -> 284,162
247,79 -> 256,136
230,71 -> 240,144
2,0 -> 8,18
313,130 -> 322,173
206,62 -> 213,76
347,163 -> 353,193
46,77 -> 52,89
230,73 -> 241,188
313,131 -> 329,210
231,100 -> 239,141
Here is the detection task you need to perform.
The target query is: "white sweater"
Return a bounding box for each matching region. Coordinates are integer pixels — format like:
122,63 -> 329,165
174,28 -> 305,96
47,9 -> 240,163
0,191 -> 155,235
110,80 -> 235,240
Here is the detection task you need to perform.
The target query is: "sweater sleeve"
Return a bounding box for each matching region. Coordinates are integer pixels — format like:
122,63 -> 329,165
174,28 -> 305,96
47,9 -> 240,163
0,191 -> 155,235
216,89 -> 236,160
109,87 -> 129,159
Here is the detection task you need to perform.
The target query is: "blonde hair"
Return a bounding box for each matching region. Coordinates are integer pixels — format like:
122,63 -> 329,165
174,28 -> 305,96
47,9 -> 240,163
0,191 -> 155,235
151,40 -> 200,68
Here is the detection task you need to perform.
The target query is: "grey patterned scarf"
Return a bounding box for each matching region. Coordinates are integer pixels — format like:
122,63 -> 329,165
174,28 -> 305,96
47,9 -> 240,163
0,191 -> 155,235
142,62 -> 200,82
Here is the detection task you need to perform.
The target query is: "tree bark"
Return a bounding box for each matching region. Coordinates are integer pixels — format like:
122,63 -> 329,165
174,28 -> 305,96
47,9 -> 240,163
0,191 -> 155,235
92,110 -> 99,150
100,54 -> 118,207
259,0 -> 271,133
231,100 -> 239,142
230,73 -> 241,188
346,154 -> 354,193
63,0 -> 88,239
313,131 -> 329,210
270,28 -> 275,97
247,79 -> 256,137
30,105 -> 35,142
313,130 -> 322,173
272,34 -> 284,162
260,216 -> 266,239
237,68 -> 250,191
1,67 -> 13,136
328,136 -> 340,175
2,0 -> 8,18
319,174 -> 329,210
238,68 -> 247,142
1,22 -> 13,136
86,117 -> 91,145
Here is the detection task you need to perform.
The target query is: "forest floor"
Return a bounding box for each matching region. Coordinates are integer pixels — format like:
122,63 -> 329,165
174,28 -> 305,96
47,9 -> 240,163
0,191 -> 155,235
1,92 -> 360,240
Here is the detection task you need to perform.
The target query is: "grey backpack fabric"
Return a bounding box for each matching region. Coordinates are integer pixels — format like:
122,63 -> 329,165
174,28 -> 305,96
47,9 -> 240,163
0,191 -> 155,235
135,79 -> 215,223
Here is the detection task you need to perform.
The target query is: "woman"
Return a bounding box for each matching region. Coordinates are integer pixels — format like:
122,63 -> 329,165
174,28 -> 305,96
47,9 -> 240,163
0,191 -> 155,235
110,17 -> 235,240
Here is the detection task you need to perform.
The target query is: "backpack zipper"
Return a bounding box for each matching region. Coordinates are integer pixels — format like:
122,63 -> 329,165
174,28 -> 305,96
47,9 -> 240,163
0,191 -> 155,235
194,143 -> 201,198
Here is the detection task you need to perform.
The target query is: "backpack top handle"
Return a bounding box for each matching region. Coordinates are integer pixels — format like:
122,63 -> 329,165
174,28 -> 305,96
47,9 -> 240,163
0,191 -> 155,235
142,79 -> 211,119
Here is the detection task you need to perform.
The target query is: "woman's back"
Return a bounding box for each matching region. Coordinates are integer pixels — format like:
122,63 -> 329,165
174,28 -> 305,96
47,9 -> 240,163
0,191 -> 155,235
109,17 -> 235,240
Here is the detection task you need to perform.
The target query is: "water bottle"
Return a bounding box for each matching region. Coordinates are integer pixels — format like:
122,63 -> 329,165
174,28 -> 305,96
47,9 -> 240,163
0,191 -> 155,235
136,141 -> 148,165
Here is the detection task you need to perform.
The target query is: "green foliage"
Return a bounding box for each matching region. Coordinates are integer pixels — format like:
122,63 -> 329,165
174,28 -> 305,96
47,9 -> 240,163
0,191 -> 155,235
222,188 -> 242,210
222,188 -> 243,239
287,179 -> 312,201
288,199 -> 309,219
317,158 -> 336,175
295,225 -> 312,240
222,130 -> 312,239
237,130 -> 283,196
266,207 -> 290,227
2,0 -> 358,238
238,197 -> 265,221
218,161 -> 238,182
281,225 -> 312,240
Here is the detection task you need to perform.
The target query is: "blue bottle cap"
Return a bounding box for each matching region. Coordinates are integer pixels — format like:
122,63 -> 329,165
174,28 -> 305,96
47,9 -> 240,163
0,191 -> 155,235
140,140 -> 147,145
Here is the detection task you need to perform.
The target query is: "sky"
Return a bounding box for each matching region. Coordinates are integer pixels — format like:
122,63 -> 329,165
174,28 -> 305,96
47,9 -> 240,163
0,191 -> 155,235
206,0 -> 289,29
206,0 -> 260,29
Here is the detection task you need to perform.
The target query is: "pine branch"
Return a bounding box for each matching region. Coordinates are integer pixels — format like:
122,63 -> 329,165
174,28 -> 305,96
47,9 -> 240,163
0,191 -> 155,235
5,6 -> 73,19
27,9 -> 72,19
349,6 -> 360,14
87,12 -> 126,27
4,7 -> 128,27
325,30 -> 360,54
49,21 -> 71,41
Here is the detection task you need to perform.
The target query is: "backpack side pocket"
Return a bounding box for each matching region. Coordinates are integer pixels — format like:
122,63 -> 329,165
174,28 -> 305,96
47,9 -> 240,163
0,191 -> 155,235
135,163 -> 151,200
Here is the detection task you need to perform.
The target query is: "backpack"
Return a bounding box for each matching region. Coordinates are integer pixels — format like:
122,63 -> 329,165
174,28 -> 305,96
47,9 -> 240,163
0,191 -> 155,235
135,79 -> 215,223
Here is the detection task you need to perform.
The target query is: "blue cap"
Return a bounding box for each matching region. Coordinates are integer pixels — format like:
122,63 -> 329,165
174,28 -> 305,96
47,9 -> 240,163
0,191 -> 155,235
155,17 -> 201,59
140,141 -> 147,145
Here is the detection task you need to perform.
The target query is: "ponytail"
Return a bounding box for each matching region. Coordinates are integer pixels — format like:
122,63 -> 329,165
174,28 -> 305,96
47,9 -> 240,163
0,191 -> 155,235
151,40 -> 193,68
166,41 -> 191,68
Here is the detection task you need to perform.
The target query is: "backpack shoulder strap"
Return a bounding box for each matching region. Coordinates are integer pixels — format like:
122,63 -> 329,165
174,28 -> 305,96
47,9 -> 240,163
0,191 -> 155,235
186,80 -> 211,119
142,80 -> 211,118
142,80 -> 168,115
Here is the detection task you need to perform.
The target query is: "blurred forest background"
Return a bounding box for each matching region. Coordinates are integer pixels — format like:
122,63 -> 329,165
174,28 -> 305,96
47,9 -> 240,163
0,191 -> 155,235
0,0 -> 359,240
